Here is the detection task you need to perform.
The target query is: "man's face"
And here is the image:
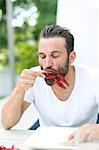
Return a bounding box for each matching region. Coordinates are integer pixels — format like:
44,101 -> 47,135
38,37 -> 69,86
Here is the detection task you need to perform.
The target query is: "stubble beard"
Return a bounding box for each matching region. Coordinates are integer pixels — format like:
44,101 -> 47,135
40,58 -> 69,86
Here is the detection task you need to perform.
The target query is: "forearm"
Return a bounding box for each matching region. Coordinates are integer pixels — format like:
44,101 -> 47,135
1,86 -> 25,130
1,69 -> 44,130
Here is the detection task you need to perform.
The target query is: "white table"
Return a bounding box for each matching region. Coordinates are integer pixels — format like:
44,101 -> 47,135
0,129 -> 33,150
0,129 -> 99,150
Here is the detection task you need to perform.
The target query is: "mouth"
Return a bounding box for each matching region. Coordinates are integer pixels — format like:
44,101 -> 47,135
42,70 -> 57,76
41,70 -> 69,89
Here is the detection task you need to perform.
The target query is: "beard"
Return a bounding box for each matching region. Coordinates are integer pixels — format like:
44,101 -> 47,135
40,58 -> 69,86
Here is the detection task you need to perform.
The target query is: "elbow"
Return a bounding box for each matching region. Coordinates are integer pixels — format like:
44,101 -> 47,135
1,118 -> 11,130
1,109 -> 13,130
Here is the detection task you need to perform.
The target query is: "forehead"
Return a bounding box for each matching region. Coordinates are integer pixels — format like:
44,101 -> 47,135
38,37 -> 66,52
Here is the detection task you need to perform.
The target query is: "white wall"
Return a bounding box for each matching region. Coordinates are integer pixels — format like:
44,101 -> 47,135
57,0 -> 99,69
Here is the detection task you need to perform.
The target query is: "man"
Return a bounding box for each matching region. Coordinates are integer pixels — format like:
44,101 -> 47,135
1,25 -> 99,143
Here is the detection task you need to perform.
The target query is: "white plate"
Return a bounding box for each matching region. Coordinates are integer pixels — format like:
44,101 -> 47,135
24,127 -> 77,149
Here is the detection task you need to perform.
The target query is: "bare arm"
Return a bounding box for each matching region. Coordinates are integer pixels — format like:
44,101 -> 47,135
68,124 -> 99,143
1,69 -> 45,130
1,89 -> 30,129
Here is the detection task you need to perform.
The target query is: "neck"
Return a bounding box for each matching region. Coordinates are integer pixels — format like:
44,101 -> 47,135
65,65 -> 75,84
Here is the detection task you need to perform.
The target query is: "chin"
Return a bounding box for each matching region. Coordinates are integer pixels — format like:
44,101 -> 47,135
44,78 -> 55,86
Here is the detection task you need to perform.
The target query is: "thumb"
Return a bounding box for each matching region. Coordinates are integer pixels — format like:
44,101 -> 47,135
68,132 -> 75,141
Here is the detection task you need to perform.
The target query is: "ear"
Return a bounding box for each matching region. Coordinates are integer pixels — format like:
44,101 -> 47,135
69,51 -> 76,63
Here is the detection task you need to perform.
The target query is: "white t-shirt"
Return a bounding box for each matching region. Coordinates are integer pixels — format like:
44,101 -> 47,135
24,65 -> 99,127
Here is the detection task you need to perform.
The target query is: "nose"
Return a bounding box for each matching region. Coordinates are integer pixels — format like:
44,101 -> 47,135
45,57 -> 53,68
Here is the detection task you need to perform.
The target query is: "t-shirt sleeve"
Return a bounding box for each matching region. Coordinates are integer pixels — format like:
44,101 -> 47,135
24,87 -> 35,103
94,70 -> 99,105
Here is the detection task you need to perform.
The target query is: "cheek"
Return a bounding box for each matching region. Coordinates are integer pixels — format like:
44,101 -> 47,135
39,58 -> 43,65
38,58 -> 41,64
54,56 -> 67,68
53,61 -> 64,70
57,57 -> 67,66
39,58 -> 46,69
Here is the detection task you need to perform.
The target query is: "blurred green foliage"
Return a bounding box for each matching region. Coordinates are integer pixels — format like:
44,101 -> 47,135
0,0 -> 57,73
16,42 -> 38,73
33,0 -> 57,41
0,48 -> 8,69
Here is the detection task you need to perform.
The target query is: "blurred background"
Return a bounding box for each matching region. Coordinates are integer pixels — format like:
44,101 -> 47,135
0,0 -> 99,99
0,0 -> 57,98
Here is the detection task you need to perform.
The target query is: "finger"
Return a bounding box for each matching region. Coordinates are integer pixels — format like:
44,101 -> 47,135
21,69 -> 33,78
21,79 -> 35,85
38,71 -> 46,78
21,69 -> 31,75
21,69 -> 43,77
21,74 -> 36,80
17,80 -> 35,92
74,129 -> 89,143
68,132 -> 75,140
32,71 -> 45,78
21,84 -> 34,91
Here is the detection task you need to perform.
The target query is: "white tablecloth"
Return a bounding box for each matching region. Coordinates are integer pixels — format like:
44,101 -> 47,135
0,129 -> 33,150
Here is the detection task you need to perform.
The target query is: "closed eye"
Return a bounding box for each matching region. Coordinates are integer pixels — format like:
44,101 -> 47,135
51,52 -> 60,58
39,51 -> 61,59
52,54 -> 60,58
39,53 -> 46,59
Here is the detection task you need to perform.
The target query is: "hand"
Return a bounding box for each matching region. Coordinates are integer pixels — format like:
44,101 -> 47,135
16,69 -> 45,92
68,124 -> 99,143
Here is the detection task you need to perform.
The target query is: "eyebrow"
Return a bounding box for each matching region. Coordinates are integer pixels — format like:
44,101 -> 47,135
38,51 -> 62,55
51,51 -> 62,54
